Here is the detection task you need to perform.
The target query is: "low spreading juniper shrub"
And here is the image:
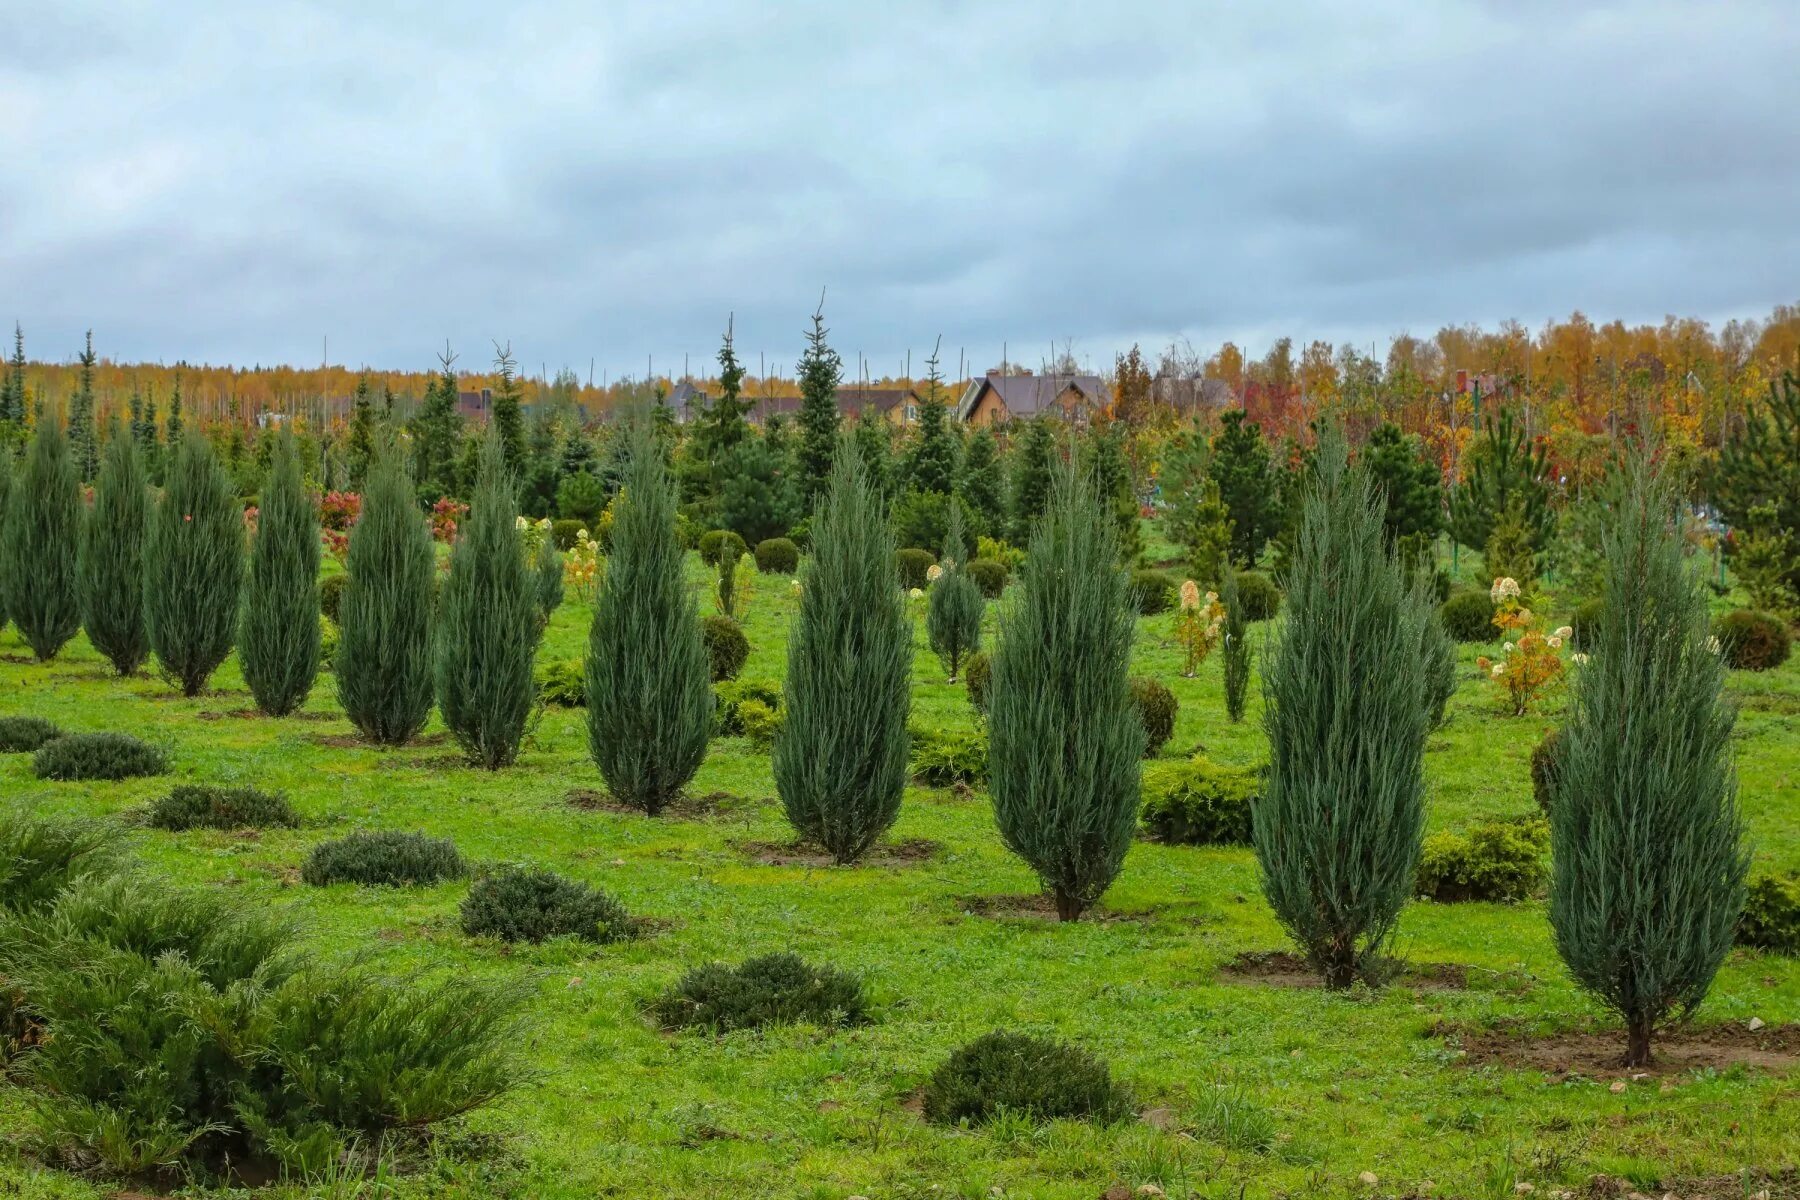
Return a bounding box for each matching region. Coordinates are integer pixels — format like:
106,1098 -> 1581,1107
922,1031 -> 1131,1126
1139,758 -> 1261,846
301,830 -> 465,888
701,615 -> 750,682
895,547 -> 936,590
1232,570 -> 1281,621
31,732 -> 168,781
965,557 -> 1008,599
964,651 -> 992,715
1440,589 -> 1497,643
650,952 -> 868,1033
1415,817 -> 1548,903
1715,609 -> 1793,671
1739,874 -> 1800,954
910,725 -> 988,786
0,808 -> 122,914
460,866 -> 635,944
1530,727 -> 1565,813
753,537 -> 800,574
0,716 -> 62,753
1129,677 -> 1178,757
536,657 -> 587,707
1129,569 -> 1175,615
146,785 -> 300,832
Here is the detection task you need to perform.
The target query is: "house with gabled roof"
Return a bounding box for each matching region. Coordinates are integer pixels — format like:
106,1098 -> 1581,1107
956,370 -> 1107,426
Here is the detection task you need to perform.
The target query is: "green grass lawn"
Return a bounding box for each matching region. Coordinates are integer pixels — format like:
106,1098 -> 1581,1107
1,540 -> 1796,1199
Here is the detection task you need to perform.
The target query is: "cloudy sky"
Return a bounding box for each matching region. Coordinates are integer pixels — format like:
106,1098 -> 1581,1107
3,1 -> 1796,381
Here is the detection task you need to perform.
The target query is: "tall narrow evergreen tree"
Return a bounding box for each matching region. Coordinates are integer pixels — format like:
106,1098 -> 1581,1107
336,444 -> 437,744
145,432 -> 244,696
586,422 -> 713,812
0,451 -> 10,629
988,465 -> 1143,920
794,301 -> 843,510
1549,458 -> 1748,1068
68,331 -> 100,482
490,343 -> 528,481
240,430 -> 321,716
410,345 -> 464,503
534,536 -> 565,620
901,343 -> 958,497
79,432 -> 150,675
346,374 -> 377,491
1254,427 -> 1430,987
853,405 -> 894,503
1220,567 -> 1251,722
0,323 -> 24,427
926,502 -> 983,682
1,421 -> 82,660
437,437 -> 539,769
959,426 -> 1006,540
774,436 -> 911,862
1007,417 -> 1058,543
1211,409 -> 1277,566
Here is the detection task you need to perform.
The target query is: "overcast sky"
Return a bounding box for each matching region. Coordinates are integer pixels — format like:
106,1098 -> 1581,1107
3,1 -> 1796,381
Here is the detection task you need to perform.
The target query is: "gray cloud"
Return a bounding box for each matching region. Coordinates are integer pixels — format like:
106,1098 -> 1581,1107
2,0 -> 1795,379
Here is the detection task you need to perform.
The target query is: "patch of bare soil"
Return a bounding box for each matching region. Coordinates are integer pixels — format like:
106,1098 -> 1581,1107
732,837 -> 942,867
1442,1018 -> 1800,1078
309,732 -> 368,748
1216,950 -> 1467,990
134,686 -> 242,701
953,893 -> 1149,923
564,788 -> 756,821
0,653 -> 36,664
1578,1168 -> 1800,1200
198,707 -> 330,721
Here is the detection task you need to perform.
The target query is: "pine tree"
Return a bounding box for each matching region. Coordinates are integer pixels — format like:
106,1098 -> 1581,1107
1255,426 -> 1430,987
901,343 -> 958,496
1211,409 -> 1277,566
490,342 -> 527,482
794,302 -> 843,510
240,430 -> 321,716
989,464 -> 1143,920
926,502 -> 984,682
336,443 -> 436,744
1,421 -> 83,660
436,437 -> 539,769
716,430 -> 796,546
1364,422 -> 1442,553
68,331 -> 100,482
1713,371 -> 1799,594
1448,406 -> 1551,555
1221,567 -> 1251,722
1007,417 -> 1058,544
79,432 -> 150,675
959,426 -> 1006,540
145,432 -> 244,696
165,371 -> 185,446
1549,458 -> 1748,1068
774,436 -> 911,862
586,422 -> 713,813
345,374 -> 377,491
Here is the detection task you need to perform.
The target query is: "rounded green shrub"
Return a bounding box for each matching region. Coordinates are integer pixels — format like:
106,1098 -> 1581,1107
1139,757 -> 1261,845
1128,569 -> 1175,615
550,519 -> 587,550
1715,609 -> 1792,672
460,866 -> 634,944
964,651 -> 992,715
715,679 -> 782,736
1233,570 -> 1281,621
965,557 -> 1008,599
1416,817 -> 1547,903
536,658 -> 586,707
1530,727 -> 1565,813
301,830 -> 465,887
649,952 -> 868,1033
147,784 -> 299,831
910,725 -> 988,786
1568,598 -> 1604,652
736,697 -> 782,748
753,537 -> 799,574
1129,677 -> 1178,757
895,547 -> 935,590
0,716 -> 62,754
319,572 -> 347,623
32,733 -> 167,782
701,615 -> 750,682
1738,873 -> 1800,954
1440,589 -> 1497,642
922,1031 -> 1130,1126
697,529 -> 746,568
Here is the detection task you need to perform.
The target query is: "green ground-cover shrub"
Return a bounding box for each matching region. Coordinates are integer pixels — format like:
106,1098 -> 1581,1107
0,717 -> 61,753
146,785 -> 300,832
1129,677 -> 1178,756
301,830 -> 465,887
1140,757 -> 1260,845
1416,817 -> 1548,902
922,1031 -> 1130,1126
460,866 -> 634,944
702,615 -> 750,682
32,732 -> 167,781
649,952 -> 868,1033
965,557 -> 1008,598
754,537 -> 799,574
910,725 -> 987,786
1739,873 -> 1800,954
1233,570 -> 1280,621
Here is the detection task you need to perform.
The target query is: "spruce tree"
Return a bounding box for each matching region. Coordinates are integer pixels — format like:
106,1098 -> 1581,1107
1211,409 -> 1277,566
346,374 -> 377,491
79,432 -> 150,675
68,331 -> 99,482
988,465 -> 1143,920
410,346 -> 464,503
0,323 -> 24,428
716,431 -> 796,546
0,451 -> 11,629
1364,422 -> 1442,560
586,421 -> 712,812
1221,567 -> 1251,722
1549,458 -> 1748,1068
902,345 -> 958,496
959,426 -> 1006,540
926,502 -> 984,682
437,437 -> 539,769
1254,426 -> 1430,987
794,302 -> 843,510
1007,417 -> 1058,544
145,432 -> 244,696
490,342 -> 528,481
1,421 -> 82,660
1083,423 -> 1142,564
239,430 -> 321,716
774,436 -> 911,862
336,443 -> 436,744
853,405 -> 893,503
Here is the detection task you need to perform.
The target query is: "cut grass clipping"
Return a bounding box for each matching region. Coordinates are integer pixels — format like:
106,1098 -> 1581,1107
461,866 -> 636,944
146,784 -> 301,831
301,830 -> 465,887
922,1031 -> 1131,1126
650,952 -> 868,1033
31,732 -> 168,781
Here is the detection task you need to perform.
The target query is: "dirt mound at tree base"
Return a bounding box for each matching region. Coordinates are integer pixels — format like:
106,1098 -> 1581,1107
1441,1018 -> 1800,1077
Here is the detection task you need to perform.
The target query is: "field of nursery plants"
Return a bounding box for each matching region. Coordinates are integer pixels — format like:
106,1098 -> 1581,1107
0,407 -> 1796,1200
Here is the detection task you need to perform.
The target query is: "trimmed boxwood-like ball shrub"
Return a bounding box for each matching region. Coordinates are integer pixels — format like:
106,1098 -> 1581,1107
701,615 -> 750,682
910,725 -> 988,786
32,733 -> 167,782
715,679 -> 782,736
319,572 -> 347,623
1568,597 -> 1604,652
301,830 -> 466,887
1440,589 -> 1497,642
0,717 -> 62,753
1129,569 -> 1175,615
1129,677 -> 1178,757
460,866 -> 634,944
147,784 -> 300,831
964,651 -> 992,715
1233,570 -> 1281,621
753,537 -> 799,574
1140,757 -> 1260,845
697,529 -> 746,568
1738,873 -> 1800,954
922,1032 -> 1131,1126
895,547 -> 935,590
965,557 -> 1008,599
649,952 -> 868,1033
1530,727 -> 1565,813
1715,609 -> 1792,672
1415,817 -> 1547,903
550,519 -> 587,550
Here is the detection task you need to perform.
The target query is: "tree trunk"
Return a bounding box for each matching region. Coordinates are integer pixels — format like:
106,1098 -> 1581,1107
1625,1015 -> 1654,1068
1054,888 -> 1085,922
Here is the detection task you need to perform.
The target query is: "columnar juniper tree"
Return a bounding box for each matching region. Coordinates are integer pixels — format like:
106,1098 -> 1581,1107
1220,567 -> 1251,722
988,465 -> 1143,920
240,430 -> 321,716
926,502 -> 983,682
586,422 -> 713,813
2,423 -> 82,659
337,443 -> 436,744
145,432 -> 244,696
1255,427 -> 1430,987
1549,458 -> 1748,1068
79,432 -> 150,675
774,436 -> 911,863
437,438 -> 540,769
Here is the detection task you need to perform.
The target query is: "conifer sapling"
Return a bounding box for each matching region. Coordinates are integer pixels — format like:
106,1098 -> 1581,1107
1,421 -> 82,660
79,432 -> 150,675
241,429 -> 322,716
145,432 -> 244,695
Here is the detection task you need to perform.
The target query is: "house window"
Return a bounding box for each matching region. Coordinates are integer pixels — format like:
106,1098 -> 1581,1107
904,404 -> 917,421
